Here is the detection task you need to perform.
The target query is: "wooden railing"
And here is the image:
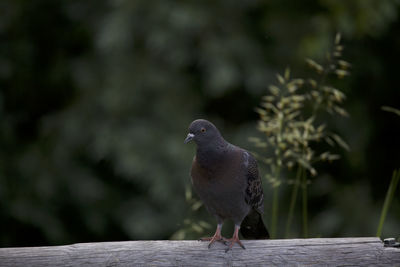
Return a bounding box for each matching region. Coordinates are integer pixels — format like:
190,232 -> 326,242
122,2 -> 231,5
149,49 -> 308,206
0,237 -> 399,266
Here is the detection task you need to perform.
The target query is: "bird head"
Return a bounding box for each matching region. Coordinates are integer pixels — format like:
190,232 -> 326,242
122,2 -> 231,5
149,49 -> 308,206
184,119 -> 223,146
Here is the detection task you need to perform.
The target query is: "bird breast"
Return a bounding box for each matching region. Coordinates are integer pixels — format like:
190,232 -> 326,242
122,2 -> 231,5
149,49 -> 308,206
190,153 -> 249,220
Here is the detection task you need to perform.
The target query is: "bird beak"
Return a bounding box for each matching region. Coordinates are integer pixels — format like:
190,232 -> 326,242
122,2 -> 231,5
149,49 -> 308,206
184,133 -> 195,144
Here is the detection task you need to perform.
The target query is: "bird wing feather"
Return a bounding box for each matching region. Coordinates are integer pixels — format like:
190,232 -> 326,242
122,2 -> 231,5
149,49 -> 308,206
243,151 -> 264,214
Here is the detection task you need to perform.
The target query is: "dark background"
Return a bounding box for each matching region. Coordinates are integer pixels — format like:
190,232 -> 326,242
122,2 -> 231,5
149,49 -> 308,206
0,0 -> 399,246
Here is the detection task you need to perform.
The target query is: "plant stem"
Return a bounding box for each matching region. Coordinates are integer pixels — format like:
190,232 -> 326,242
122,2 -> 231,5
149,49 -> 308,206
285,166 -> 303,238
302,167 -> 308,238
376,169 -> 400,237
270,165 -> 281,239
271,186 -> 279,238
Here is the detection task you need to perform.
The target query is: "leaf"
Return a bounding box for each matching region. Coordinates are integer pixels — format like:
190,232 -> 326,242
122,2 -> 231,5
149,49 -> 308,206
291,95 -> 305,102
262,95 -> 275,102
284,67 -> 290,80
305,58 -> 324,73
287,161 -> 294,169
297,158 -> 317,176
276,74 -> 285,84
331,133 -> 350,151
287,111 -> 301,120
306,116 -> 315,125
335,32 -> 341,45
335,45 -> 344,52
185,186 -> 192,201
191,223 -> 203,233
333,51 -> 342,58
248,137 -> 261,143
328,154 -> 340,161
376,169 -> 400,237
324,136 -> 335,147
170,229 -> 186,240
262,158 -> 273,165
292,78 -> 304,86
287,83 -> 298,93
258,142 -> 268,148
255,107 -> 267,116
333,106 -> 349,117
335,69 -> 349,79
191,201 -> 203,211
317,124 -> 326,133
283,150 -> 292,158
332,88 -> 346,102
308,79 -> 318,88
382,106 -> 400,117
198,221 -> 211,229
297,158 -> 312,170
319,151 -> 330,161
338,60 -> 351,69
269,85 -> 280,96
261,102 -> 279,113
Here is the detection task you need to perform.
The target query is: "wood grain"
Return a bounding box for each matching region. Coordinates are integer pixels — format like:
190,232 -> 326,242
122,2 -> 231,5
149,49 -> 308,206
0,237 -> 399,266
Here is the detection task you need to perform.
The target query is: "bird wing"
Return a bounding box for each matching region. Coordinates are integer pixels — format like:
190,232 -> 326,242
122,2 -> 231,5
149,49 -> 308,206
243,150 -> 264,214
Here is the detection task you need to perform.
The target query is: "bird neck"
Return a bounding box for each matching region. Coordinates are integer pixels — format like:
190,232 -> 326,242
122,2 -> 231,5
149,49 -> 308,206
195,140 -> 231,170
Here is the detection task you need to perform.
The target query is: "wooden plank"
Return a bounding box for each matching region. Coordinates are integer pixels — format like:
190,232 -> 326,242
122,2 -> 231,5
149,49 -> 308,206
0,238 -> 399,266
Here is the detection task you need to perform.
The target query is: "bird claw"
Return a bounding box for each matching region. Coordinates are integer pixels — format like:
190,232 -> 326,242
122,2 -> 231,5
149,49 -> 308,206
199,235 -> 226,248
224,237 -> 246,252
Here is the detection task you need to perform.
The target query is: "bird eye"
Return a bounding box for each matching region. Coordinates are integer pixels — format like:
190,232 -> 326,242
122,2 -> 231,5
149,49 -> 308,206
201,128 -> 206,133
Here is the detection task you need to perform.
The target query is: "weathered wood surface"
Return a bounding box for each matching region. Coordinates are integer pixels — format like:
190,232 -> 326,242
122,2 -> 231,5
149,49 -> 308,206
0,237 -> 399,266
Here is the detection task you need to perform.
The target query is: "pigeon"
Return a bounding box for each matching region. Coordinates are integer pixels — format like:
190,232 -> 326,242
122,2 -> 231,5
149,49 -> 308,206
184,119 -> 269,252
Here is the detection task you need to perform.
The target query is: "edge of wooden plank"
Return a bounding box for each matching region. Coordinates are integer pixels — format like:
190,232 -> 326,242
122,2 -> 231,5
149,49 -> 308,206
0,237 -> 383,251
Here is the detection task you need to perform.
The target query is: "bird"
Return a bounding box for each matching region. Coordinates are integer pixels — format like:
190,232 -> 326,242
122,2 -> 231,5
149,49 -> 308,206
184,119 -> 269,252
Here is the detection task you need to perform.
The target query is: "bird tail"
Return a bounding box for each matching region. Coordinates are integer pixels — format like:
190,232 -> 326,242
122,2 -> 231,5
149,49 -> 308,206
240,209 -> 270,239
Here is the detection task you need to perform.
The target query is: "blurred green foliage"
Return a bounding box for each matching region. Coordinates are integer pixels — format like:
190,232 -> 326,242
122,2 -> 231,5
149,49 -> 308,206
252,35 -> 351,238
0,0 -> 399,246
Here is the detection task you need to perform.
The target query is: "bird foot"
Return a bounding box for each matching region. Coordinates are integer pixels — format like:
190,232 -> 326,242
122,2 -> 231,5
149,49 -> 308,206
224,236 -> 246,252
199,234 -> 227,248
